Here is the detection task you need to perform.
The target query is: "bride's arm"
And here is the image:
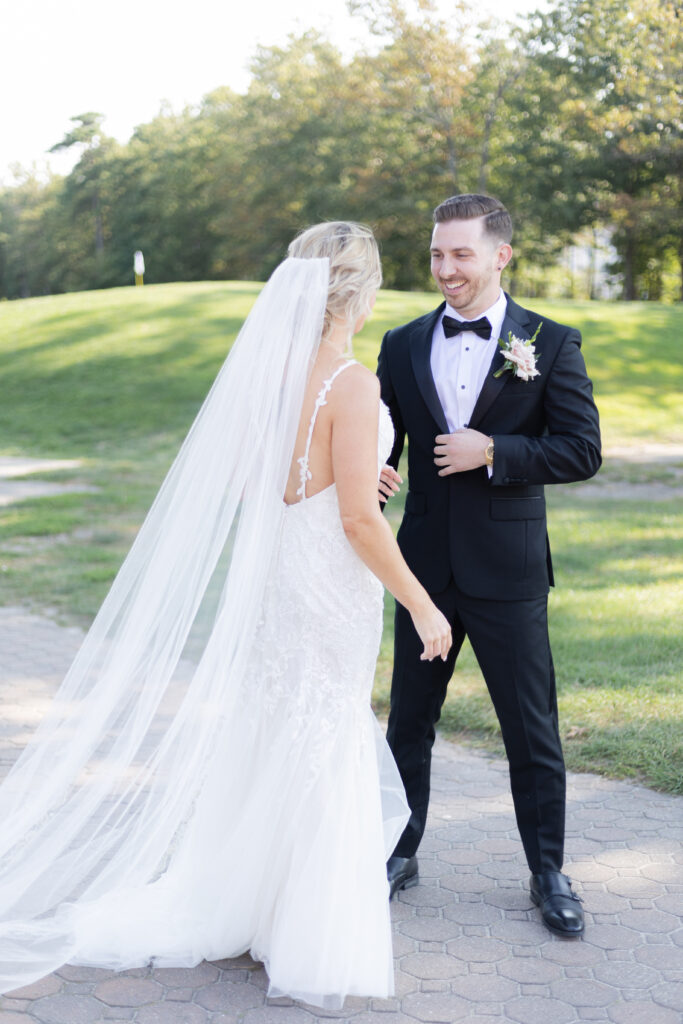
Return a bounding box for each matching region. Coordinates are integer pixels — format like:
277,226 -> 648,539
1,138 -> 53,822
330,366 -> 451,663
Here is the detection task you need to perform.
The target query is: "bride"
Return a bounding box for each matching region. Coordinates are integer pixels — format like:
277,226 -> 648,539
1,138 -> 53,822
0,222 -> 451,1008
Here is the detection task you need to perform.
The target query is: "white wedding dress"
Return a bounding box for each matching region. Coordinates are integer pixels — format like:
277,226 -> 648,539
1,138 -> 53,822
36,361 -> 408,1008
0,258 -> 408,1008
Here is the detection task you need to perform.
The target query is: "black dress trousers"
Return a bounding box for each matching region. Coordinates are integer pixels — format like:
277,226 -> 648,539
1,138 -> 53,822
386,579 -> 566,874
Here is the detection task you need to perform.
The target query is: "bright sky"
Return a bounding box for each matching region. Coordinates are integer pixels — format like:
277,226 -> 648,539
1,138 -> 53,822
2,0 -> 545,184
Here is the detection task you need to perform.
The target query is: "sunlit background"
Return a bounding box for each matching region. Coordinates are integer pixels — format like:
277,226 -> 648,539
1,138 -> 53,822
3,0 -> 544,180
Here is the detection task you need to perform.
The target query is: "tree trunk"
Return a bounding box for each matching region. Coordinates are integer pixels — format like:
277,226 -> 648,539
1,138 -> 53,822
622,235 -> 637,300
446,132 -> 458,191
508,256 -> 519,295
478,84 -> 504,194
93,194 -> 104,256
477,113 -> 493,194
588,228 -> 597,301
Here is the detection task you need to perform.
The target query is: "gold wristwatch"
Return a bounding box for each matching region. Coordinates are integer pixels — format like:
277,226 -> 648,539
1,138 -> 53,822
484,438 -> 495,467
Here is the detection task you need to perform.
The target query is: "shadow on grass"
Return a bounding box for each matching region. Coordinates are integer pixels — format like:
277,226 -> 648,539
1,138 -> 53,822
424,684 -> 683,794
0,340 -> 239,454
1,286 -> 681,792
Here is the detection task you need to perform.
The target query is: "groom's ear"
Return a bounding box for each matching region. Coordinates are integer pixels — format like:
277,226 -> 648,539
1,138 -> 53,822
496,243 -> 513,272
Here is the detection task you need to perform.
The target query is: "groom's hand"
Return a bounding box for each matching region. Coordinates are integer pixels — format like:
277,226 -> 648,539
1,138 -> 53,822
379,464 -> 403,501
434,429 -> 489,475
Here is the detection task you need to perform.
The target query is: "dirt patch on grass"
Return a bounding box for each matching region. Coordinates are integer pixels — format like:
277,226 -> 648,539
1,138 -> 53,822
568,443 -> 683,500
0,456 -> 98,507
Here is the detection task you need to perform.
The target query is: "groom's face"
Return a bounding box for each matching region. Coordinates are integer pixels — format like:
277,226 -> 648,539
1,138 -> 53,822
430,217 -> 505,318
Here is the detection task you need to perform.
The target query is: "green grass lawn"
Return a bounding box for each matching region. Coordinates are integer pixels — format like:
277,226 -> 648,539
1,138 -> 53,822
1,282 -> 681,793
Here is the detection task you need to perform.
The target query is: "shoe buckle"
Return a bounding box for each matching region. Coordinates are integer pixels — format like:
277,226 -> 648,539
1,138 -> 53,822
562,875 -> 583,903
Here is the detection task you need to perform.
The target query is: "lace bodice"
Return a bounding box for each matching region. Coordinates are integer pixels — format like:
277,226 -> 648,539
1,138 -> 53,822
246,359 -> 395,723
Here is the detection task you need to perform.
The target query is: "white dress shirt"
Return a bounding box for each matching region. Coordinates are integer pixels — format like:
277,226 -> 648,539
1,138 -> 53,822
430,290 -> 507,432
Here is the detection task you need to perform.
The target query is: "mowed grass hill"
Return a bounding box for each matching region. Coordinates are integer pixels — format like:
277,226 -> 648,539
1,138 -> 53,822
1,283 -> 681,792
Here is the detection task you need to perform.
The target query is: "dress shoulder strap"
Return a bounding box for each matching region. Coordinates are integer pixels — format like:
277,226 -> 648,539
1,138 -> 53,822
296,360 -> 357,500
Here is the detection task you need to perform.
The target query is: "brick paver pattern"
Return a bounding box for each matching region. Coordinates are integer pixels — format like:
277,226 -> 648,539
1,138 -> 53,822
0,607 -> 681,1024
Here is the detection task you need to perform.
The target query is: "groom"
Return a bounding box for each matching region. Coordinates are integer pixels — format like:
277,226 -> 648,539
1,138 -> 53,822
377,194 -> 601,937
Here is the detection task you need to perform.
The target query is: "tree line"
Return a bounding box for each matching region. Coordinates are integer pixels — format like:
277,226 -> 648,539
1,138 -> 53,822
1,0 -> 680,301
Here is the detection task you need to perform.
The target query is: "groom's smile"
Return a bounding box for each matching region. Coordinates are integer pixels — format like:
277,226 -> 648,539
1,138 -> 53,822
441,278 -> 467,294
430,216 -> 511,319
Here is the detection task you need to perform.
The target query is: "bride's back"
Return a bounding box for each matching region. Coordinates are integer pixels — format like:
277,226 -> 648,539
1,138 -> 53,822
283,353 -> 359,506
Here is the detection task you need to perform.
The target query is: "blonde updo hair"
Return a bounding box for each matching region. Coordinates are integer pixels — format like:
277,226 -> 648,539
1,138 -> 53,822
288,221 -> 382,342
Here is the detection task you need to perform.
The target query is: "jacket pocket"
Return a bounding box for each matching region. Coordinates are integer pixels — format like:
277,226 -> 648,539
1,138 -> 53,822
490,496 -> 545,521
405,491 -> 427,515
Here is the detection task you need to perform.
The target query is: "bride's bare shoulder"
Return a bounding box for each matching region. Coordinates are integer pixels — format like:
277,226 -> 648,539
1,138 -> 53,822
330,362 -> 379,408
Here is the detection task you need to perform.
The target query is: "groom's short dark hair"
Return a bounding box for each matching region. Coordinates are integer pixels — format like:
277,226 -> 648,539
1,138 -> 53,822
433,194 -> 513,244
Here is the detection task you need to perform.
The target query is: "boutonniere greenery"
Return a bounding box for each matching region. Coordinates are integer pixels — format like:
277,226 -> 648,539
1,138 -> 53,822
494,323 -> 542,381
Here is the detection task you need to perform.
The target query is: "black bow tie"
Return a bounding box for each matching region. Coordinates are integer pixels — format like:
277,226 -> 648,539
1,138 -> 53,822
442,315 -> 492,340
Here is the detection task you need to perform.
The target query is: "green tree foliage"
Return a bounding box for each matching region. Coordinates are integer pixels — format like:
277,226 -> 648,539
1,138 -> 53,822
523,0 -> 683,299
49,113 -> 121,285
0,0 -> 679,299
0,170 -> 65,297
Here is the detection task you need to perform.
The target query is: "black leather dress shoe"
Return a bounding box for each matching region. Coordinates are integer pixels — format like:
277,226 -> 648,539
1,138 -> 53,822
530,871 -> 584,937
387,855 -> 419,900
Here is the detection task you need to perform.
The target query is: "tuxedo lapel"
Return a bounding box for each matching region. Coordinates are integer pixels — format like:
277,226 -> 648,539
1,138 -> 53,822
409,304 -> 449,434
468,295 -> 532,430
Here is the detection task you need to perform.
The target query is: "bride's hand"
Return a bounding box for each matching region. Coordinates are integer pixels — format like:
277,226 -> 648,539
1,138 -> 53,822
410,601 -> 452,662
378,465 -> 402,501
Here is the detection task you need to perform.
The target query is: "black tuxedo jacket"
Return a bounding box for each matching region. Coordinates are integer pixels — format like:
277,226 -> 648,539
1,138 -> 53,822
377,294 -> 602,600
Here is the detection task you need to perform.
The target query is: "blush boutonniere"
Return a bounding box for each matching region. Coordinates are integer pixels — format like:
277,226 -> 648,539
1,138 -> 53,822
494,323 -> 542,380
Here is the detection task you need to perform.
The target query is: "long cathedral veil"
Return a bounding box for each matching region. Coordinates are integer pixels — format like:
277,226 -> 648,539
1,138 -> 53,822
0,257 -> 332,992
